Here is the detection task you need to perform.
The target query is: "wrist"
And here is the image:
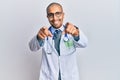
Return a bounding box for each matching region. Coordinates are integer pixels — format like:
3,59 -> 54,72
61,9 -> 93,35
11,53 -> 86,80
73,26 -> 79,36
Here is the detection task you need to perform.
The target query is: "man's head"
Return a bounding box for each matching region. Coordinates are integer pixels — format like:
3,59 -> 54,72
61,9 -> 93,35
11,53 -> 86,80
46,2 -> 64,29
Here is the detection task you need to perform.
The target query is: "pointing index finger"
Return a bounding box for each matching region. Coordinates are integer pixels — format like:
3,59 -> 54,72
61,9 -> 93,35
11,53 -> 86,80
48,31 -> 52,37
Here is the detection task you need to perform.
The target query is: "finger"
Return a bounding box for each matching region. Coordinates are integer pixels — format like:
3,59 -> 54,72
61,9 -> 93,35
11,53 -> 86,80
42,27 -> 52,37
48,31 -> 52,37
66,26 -> 72,34
69,26 -> 74,33
41,31 -> 46,37
38,33 -> 44,39
65,22 -> 70,27
65,22 -> 73,33
70,26 -> 76,33
39,35 -> 44,39
41,27 -> 49,36
42,26 -> 47,30
71,29 -> 76,35
64,25 -> 70,33
42,29 -> 48,36
41,26 -> 48,33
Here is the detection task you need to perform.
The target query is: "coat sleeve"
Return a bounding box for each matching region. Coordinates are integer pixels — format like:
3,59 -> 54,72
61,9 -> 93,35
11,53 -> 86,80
73,30 -> 88,48
29,36 -> 43,51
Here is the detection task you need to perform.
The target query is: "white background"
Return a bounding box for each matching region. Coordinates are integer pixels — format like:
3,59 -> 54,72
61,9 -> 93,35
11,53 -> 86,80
0,0 -> 120,80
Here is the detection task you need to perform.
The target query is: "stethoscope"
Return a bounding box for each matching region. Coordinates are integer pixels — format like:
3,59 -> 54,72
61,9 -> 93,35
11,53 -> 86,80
46,26 -> 69,54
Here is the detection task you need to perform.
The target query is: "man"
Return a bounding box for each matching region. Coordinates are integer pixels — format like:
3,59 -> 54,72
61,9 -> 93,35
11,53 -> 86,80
29,2 -> 88,80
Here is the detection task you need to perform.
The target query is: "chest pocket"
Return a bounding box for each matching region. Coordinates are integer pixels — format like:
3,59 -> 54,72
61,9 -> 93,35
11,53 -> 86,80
60,38 -> 76,56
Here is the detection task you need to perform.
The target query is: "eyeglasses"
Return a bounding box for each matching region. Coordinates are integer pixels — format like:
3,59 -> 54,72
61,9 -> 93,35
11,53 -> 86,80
47,12 -> 63,18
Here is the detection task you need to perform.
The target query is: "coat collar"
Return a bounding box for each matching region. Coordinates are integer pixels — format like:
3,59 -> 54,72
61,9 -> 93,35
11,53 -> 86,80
49,25 -> 65,34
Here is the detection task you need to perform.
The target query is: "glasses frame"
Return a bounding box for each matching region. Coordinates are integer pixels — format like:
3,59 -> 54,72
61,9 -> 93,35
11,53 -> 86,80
47,12 -> 63,19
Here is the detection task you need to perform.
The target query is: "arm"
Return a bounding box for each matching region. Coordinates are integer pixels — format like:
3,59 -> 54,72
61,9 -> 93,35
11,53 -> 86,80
29,36 -> 44,51
73,29 -> 88,48
62,22 -> 88,48
29,26 -> 52,51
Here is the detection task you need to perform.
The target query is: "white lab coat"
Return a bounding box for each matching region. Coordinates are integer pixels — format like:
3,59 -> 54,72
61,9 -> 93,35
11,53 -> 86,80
29,28 -> 88,80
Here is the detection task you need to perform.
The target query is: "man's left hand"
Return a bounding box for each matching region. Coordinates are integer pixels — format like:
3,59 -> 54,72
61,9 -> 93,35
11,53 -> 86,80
62,22 -> 79,36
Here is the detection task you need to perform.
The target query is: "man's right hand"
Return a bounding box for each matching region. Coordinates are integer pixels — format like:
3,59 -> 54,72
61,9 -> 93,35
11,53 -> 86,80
37,26 -> 52,39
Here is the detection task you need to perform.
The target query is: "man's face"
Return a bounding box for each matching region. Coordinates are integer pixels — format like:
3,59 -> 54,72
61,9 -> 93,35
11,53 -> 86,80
47,5 -> 64,29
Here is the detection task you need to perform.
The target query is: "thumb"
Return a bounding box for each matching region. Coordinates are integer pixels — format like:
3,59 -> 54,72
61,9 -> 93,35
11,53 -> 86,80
48,31 -> 52,37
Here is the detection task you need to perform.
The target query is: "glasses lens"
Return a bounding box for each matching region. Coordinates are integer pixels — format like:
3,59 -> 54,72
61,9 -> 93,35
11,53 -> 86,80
47,13 -> 54,18
47,12 -> 62,18
55,12 -> 62,17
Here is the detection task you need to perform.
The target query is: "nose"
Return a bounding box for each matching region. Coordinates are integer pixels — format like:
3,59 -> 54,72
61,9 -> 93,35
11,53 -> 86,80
53,14 -> 57,20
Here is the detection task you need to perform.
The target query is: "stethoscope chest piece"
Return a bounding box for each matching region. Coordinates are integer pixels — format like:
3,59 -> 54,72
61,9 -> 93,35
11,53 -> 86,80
63,36 -> 69,42
63,33 -> 69,42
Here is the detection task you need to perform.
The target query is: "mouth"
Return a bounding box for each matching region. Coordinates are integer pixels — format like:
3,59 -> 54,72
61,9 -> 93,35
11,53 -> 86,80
53,21 -> 59,25
50,19 -> 62,28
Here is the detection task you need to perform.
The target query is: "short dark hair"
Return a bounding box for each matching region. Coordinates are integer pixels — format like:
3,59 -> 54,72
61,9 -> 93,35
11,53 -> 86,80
46,2 -> 63,13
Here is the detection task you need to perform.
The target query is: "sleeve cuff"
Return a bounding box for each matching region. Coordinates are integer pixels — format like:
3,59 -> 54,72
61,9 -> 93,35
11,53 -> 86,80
73,34 -> 80,41
36,35 -> 45,46
73,26 -> 80,41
